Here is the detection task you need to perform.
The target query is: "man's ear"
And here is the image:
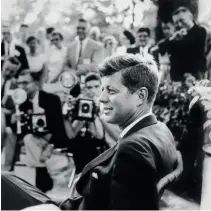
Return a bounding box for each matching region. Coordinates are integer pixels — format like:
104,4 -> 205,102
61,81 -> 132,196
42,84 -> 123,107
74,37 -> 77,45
136,87 -> 148,106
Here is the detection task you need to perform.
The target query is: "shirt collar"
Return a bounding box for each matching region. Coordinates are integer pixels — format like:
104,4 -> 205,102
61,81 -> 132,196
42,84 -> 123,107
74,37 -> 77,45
31,91 -> 39,104
119,112 -> 152,140
76,36 -> 89,46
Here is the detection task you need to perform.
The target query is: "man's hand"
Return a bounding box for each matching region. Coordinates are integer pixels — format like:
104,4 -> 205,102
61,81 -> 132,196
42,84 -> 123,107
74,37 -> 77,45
11,113 -> 21,124
169,28 -> 187,41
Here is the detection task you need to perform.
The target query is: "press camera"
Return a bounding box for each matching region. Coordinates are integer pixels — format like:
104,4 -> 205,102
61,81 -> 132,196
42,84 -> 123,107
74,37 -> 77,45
59,72 -> 99,121
11,88 -> 49,135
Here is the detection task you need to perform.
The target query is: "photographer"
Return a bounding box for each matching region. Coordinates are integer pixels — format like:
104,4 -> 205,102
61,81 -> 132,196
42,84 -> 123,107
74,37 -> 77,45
10,69 -> 69,192
63,73 -> 120,174
155,5 -> 207,81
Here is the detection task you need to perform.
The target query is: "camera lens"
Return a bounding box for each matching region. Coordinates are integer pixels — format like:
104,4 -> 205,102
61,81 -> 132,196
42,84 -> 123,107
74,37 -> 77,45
81,103 -> 90,113
37,118 -> 45,127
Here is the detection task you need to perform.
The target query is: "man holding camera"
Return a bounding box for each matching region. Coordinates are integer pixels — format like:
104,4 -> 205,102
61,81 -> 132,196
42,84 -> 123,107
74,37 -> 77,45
157,4 -> 207,81
63,73 -> 120,174
10,69 -> 69,192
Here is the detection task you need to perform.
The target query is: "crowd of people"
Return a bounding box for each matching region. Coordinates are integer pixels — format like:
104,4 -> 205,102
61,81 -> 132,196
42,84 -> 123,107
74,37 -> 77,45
1,2 -> 211,210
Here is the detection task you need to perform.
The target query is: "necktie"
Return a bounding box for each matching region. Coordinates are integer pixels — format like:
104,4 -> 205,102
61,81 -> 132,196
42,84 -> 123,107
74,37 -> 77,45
77,40 -> 83,67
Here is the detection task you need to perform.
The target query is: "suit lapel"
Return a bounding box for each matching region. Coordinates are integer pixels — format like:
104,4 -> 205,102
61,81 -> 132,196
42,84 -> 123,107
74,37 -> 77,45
80,114 -> 157,177
80,143 -> 118,178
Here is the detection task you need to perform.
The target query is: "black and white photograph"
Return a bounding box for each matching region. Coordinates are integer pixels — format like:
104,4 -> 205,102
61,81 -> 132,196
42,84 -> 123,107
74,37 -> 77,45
1,0 -> 211,210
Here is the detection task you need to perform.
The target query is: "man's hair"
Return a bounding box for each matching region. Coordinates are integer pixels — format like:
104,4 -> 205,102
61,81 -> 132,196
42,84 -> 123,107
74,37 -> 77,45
137,27 -> 151,36
78,18 -> 87,24
18,69 -> 42,82
26,36 -> 39,45
20,24 -> 28,28
84,73 -> 101,84
99,54 -> 159,105
52,32 -> 63,40
46,27 -> 55,34
123,30 -> 135,45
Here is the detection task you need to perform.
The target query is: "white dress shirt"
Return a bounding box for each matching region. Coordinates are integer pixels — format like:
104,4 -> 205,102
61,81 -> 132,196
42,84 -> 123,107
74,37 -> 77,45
139,45 -> 150,57
31,91 -> 45,114
119,112 -> 152,140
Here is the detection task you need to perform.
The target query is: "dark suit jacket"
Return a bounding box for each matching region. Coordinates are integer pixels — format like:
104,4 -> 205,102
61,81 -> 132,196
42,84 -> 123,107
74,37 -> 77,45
12,91 -> 68,148
127,46 -> 159,64
62,114 -> 177,210
159,24 -> 206,81
1,41 -> 29,72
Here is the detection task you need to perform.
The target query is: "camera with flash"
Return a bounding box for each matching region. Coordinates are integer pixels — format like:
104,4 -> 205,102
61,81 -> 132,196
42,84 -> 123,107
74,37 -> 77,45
32,113 -> 48,134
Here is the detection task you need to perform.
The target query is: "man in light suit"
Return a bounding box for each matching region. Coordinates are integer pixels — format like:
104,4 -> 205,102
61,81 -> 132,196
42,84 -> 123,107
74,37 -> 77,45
66,18 -> 103,77
1,54 -> 178,210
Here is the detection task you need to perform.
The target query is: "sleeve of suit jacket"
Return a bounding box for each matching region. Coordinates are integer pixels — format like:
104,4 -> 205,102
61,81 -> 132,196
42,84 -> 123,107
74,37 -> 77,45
110,138 -> 159,210
48,94 -> 68,148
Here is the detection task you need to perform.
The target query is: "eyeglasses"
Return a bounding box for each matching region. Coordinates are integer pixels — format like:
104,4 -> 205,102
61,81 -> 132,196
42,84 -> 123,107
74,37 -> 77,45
17,81 -> 34,86
77,27 -> 86,30
51,38 -> 60,42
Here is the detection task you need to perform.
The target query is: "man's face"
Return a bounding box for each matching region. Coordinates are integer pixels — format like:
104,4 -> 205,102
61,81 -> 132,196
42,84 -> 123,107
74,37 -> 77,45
3,61 -> 19,79
17,74 -> 37,97
2,26 -> 12,43
172,7 -> 193,30
77,21 -> 88,41
85,79 -> 101,99
161,22 -> 175,37
28,39 -> 38,52
137,31 -> 149,47
51,35 -> 61,48
99,72 -> 138,125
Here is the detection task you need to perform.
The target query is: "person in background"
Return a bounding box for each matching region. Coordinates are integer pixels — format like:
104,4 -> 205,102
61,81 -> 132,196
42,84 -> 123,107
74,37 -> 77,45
26,36 -> 47,84
9,69 -> 69,192
45,32 -> 67,83
1,57 -> 20,172
66,18 -> 103,77
1,25 -> 29,71
116,30 -> 135,55
158,5 -> 207,81
159,21 -> 175,82
66,18 -> 103,97
102,35 -> 118,59
88,26 -> 101,42
17,24 -> 29,50
44,27 -> 55,53
127,27 -> 152,56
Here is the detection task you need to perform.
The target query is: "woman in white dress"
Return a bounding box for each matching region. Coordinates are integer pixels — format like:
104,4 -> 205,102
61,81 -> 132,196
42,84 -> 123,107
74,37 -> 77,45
26,36 -> 47,83
45,32 -> 67,84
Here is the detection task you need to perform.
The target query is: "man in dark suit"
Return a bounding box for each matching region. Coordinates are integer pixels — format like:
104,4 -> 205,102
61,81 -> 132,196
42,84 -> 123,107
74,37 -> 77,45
1,25 -> 29,71
1,54 -> 178,210
8,69 -> 69,192
127,27 -> 158,63
158,5 -> 207,81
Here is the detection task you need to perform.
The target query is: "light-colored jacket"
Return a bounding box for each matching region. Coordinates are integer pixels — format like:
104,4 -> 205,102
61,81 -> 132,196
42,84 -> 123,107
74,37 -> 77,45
66,37 -> 103,70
